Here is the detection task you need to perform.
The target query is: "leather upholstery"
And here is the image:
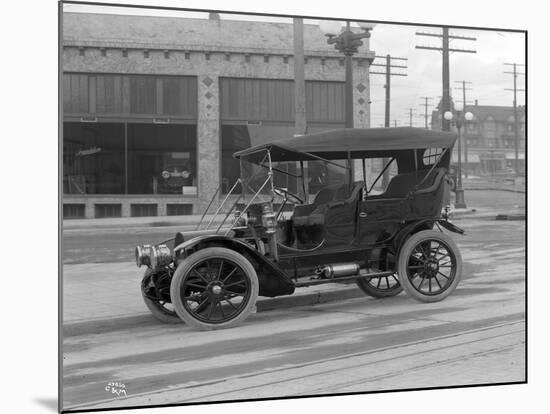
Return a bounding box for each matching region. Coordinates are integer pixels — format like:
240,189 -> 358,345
294,182 -> 364,227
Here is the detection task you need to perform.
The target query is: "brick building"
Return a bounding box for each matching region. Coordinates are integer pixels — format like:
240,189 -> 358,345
62,12 -> 375,219
431,100 -> 526,175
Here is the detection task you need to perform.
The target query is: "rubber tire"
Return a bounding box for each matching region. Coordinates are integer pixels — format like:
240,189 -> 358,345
356,275 -> 403,298
141,269 -> 183,324
398,230 -> 462,303
170,247 -> 259,331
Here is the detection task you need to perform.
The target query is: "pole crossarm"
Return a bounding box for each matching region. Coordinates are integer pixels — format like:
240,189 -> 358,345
371,63 -> 408,68
375,55 -> 408,60
416,31 -> 476,40
369,71 -> 407,76
416,45 -> 443,51
449,48 -> 477,53
416,46 -> 476,54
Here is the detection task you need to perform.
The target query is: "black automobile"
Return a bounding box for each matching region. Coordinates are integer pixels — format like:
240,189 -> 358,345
137,127 -> 464,330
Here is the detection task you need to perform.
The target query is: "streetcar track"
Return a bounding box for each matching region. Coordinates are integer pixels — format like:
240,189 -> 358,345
67,319 -> 524,410
180,326 -> 524,403
306,341 -> 524,395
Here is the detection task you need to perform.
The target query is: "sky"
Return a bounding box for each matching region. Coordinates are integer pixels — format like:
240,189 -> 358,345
63,2 -> 526,128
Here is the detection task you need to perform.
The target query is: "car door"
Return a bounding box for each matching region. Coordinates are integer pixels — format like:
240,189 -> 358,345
323,194 -> 360,248
357,196 -> 405,247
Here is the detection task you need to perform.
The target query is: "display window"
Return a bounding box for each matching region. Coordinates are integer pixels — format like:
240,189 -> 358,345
63,122 -> 197,195
127,123 -> 197,195
63,122 -> 125,194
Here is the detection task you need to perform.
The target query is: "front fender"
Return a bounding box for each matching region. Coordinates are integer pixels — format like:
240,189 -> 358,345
174,234 -> 295,298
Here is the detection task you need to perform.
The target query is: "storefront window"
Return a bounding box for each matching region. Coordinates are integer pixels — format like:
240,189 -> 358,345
221,125 -> 251,193
63,122 -> 125,194
127,124 -> 197,194
64,122 -> 197,195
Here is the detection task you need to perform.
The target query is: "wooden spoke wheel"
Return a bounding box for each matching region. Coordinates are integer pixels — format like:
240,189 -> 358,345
141,268 -> 183,324
398,230 -> 462,302
356,272 -> 403,298
170,247 -> 259,330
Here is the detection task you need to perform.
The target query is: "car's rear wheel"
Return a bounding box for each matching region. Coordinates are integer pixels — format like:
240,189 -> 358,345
356,273 -> 403,298
170,247 -> 259,330
141,268 -> 183,324
398,230 -> 462,302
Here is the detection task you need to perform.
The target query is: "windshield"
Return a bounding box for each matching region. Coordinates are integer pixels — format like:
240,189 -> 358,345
240,153 -> 273,204
240,151 -> 350,205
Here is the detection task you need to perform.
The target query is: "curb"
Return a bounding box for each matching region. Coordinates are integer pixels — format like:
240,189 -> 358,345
462,186 -> 525,194
495,214 -> 526,221
63,285 -> 364,337
451,213 -> 524,221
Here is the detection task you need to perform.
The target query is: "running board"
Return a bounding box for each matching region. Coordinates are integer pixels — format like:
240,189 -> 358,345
293,271 -> 395,287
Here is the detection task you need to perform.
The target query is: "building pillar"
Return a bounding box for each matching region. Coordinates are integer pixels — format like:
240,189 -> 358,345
121,202 -> 131,217
197,74 -> 221,211
157,202 -> 167,217
353,57 -> 372,182
353,60 -> 371,129
84,200 -> 95,219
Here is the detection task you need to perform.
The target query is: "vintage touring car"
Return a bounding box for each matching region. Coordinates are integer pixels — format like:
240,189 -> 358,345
137,127 -> 464,330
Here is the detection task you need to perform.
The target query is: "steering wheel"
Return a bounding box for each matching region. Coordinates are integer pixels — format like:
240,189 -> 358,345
273,186 -> 304,204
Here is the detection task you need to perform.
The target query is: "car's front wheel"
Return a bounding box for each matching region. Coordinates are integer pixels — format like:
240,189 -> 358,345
398,230 -> 462,302
141,268 -> 183,324
170,247 -> 259,330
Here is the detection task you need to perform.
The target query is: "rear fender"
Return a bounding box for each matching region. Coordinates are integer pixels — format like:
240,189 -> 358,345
437,219 -> 465,235
175,235 -> 295,297
392,219 -> 435,252
393,218 -> 464,252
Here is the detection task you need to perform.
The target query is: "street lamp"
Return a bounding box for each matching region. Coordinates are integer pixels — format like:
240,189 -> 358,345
444,102 -> 473,209
319,20 -> 373,128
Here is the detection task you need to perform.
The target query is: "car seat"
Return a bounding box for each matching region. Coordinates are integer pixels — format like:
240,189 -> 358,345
294,182 -> 364,227
370,168 -> 444,199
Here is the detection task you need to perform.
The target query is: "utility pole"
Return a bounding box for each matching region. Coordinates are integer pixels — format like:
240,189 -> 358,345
419,97 -> 433,129
370,54 -> 408,128
416,28 -> 476,131
454,80 -> 472,176
370,54 -> 407,186
393,120 -> 398,127
407,108 -> 415,127
293,18 -> 307,136
504,63 -> 525,176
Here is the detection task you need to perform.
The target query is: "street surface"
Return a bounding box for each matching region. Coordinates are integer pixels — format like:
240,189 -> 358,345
59,191 -> 525,409
61,203 -> 526,411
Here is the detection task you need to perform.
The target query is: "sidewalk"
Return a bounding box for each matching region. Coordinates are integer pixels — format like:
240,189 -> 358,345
62,261 -> 363,336
63,196 -> 525,232
63,214 -> 223,231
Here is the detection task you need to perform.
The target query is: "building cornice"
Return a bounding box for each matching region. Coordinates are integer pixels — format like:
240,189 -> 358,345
63,41 -> 375,63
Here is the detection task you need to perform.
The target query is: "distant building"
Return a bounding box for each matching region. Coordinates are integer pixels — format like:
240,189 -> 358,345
62,12 -> 375,219
431,100 -> 525,175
